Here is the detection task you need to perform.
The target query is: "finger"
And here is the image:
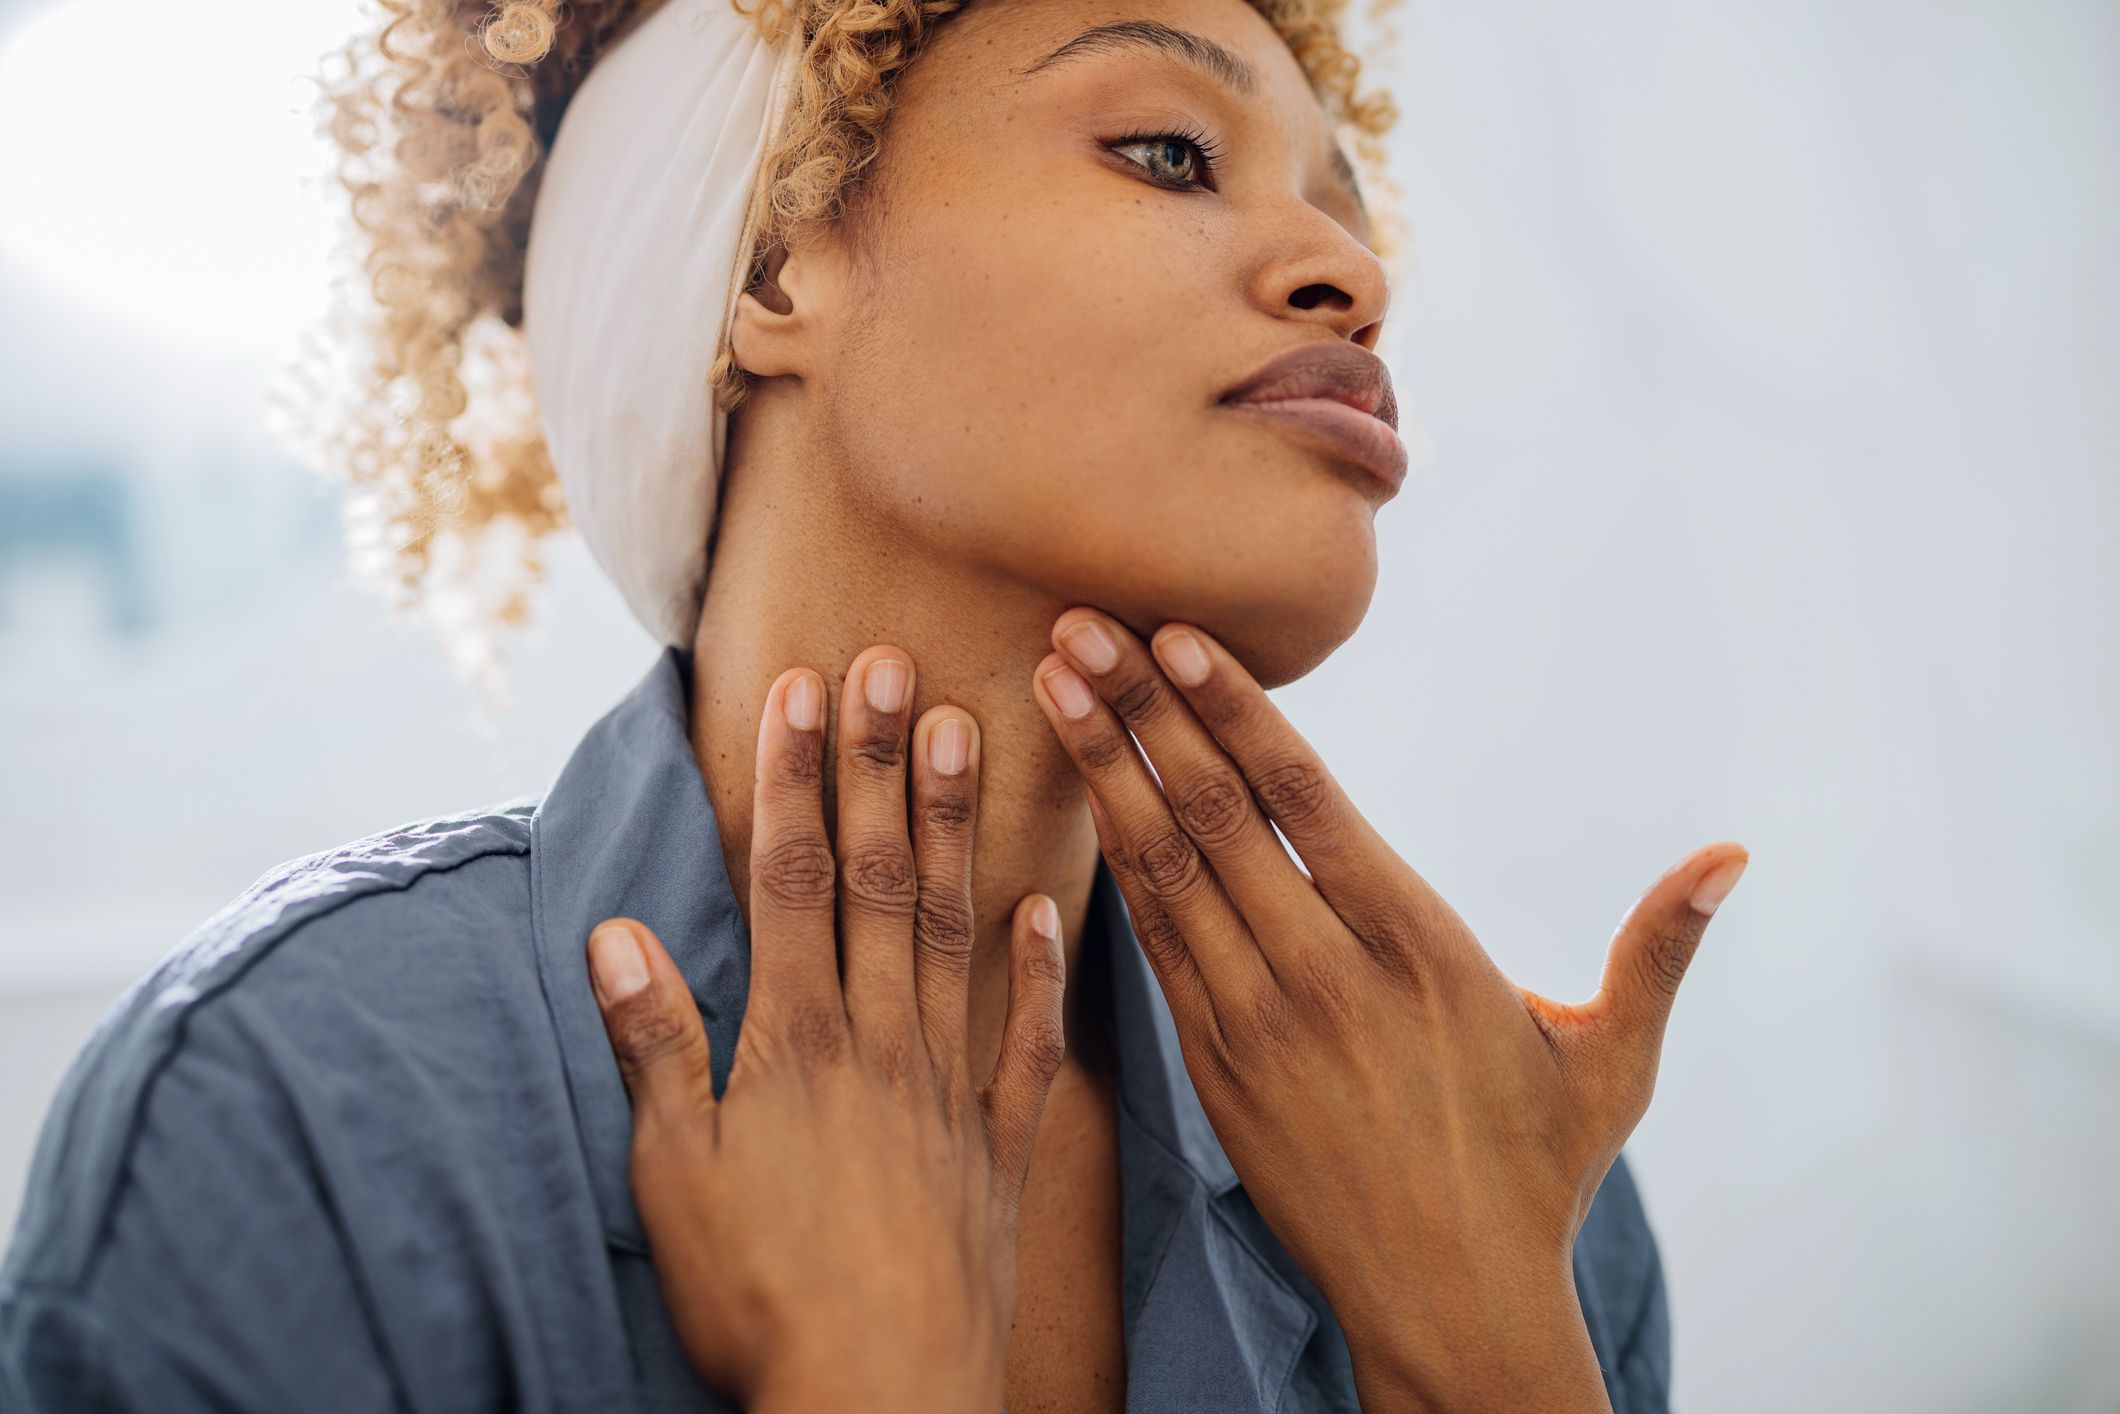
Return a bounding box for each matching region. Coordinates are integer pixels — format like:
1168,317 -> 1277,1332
978,894 -> 1068,1191
1033,645 -> 1272,1013
1570,843 -> 1749,1073
1133,619 -> 1448,944
909,703 -> 980,1085
1085,783 -> 1227,1055
588,918 -> 717,1133
746,666 -> 847,1041
1052,609 -> 1340,946
833,647 -> 921,1048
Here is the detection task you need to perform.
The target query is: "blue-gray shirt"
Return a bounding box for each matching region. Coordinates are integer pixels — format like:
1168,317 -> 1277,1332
0,645 -> 1671,1412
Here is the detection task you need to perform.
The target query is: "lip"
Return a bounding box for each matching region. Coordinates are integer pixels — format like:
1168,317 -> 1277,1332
1218,342 -> 1406,493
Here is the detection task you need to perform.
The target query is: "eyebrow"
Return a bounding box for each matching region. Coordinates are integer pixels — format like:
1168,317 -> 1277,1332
1018,20 -> 1260,97
1015,20 -> 1370,221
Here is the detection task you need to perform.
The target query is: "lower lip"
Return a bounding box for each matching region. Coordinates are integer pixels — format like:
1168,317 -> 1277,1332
1221,398 -> 1407,492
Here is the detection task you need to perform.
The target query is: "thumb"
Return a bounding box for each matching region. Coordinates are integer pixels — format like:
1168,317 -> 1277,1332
588,918 -> 717,1131
1583,843 -> 1749,1065
979,893 -> 1068,1195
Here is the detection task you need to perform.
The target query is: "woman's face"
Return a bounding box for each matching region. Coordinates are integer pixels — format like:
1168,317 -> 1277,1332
730,0 -> 1397,687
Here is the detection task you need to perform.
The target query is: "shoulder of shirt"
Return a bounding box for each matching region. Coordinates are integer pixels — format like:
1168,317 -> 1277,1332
173,789 -> 539,971
130,790 -> 542,1016
0,792 -> 544,1295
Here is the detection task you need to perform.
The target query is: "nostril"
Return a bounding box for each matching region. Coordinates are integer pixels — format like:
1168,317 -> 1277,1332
1288,282 -> 1354,313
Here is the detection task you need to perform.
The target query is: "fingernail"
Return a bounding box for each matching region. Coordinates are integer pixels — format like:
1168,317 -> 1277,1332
1689,856 -> 1748,916
1060,619 -> 1119,674
864,658 -> 908,714
1044,664 -> 1095,719
1155,630 -> 1211,687
589,924 -> 649,1002
930,716 -> 970,775
1031,896 -> 1059,940
784,673 -> 820,731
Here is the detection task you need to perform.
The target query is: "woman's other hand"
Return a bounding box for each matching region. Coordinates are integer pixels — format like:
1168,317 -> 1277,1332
1032,610 -> 1748,1413
586,647 -> 1068,1414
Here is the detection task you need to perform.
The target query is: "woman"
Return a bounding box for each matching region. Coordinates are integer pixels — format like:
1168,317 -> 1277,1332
0,0 -> 1744,1409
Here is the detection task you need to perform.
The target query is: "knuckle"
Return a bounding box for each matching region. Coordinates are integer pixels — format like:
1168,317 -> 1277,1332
839,842 -> 918,918
915,889 -> 975,961
1339,895 -> 1433,997
849,724 -> 907,774
1190,684 -> 1249,737
1017,1017 -> 1068,1079
1635,923 -> 1698,996
1135,827 -> 1207,897
1074,727 -> 1133,776
1245,986 -> 1305,1057
1359,932 -> 1431,1002
782,997 -> 850,1067
916,791 -> 974,835
1106,674 -> 1165,726
1254,758 -> 1332,831
769,721 -> 826,788
1131,899 -> 1189,978
1289,947 -> 1365,1034
1020,943 -> 1068,996
608,994 -> 697,1074
1170,773 -> 1252,849
754,835 -> 837,910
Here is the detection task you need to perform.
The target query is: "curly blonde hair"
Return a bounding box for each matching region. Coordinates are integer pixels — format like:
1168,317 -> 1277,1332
271,0 -> 1406,715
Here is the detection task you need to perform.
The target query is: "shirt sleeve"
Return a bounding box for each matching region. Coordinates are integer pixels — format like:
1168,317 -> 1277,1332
0,1000 -> 404,1414
0,1286 -> 237,1413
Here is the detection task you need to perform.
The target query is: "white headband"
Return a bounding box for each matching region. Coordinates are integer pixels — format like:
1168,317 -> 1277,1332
523,1 -> 804,647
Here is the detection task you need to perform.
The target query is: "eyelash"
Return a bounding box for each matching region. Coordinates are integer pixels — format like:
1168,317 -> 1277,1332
1109,125 -> 1225,192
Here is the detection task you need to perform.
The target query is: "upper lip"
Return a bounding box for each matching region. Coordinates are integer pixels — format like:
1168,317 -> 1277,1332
1218,341 -> 1399,432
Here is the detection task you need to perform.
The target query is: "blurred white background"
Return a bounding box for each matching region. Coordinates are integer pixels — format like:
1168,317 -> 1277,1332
2,0 -> 2114,1409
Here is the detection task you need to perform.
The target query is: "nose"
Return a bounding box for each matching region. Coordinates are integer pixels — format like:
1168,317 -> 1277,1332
1248,205 -> 1392,351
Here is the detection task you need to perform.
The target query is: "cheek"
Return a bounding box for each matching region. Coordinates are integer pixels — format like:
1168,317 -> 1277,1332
825,203 -> 1379,631
841,199 -> 1218,507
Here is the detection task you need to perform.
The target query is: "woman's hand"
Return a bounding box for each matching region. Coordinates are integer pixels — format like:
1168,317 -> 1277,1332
585,647 -> 1068,1414
1031,610 -> 1748,1413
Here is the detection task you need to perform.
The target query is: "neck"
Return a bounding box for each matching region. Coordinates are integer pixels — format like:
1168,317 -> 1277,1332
686,410 -> 1106,1084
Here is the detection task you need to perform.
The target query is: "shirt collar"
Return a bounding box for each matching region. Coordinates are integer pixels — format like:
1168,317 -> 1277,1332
529,644 -> 1240,1255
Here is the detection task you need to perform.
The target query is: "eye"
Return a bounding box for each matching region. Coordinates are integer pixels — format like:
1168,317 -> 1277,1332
1109,126 -> 1225,192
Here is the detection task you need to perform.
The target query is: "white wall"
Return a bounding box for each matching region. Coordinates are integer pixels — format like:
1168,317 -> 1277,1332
1335,2 -> 2120,1407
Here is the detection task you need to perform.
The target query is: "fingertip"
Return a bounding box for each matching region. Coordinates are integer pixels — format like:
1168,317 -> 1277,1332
919,704 -> 975,778
1150,624 -> 1213,688
1029,654 -> 1058,710
853,646 -> 913,717
1027,893 -> 1060,943
588,920 -> 650,1007
1679,856 -> 1746,924
1050,607 -> 1099,653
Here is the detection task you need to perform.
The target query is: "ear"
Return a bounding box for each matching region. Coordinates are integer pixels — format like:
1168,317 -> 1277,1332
728,230 -> 845,381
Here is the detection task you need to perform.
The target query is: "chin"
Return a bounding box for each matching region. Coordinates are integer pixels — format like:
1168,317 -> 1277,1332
1112,533 -> 1379,692
1218,571 -> 1376,689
